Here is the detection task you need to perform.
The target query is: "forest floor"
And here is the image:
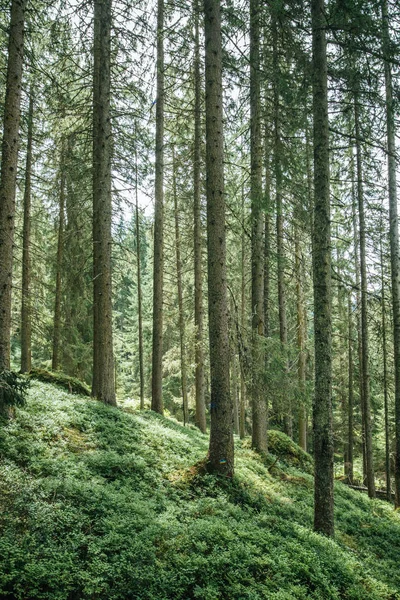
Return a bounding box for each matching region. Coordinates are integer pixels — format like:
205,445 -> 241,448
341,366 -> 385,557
0,380 -> 400,599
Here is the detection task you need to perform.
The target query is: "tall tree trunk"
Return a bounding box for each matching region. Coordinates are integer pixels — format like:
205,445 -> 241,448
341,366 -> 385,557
250,0 -> 267,454
264,127 -> 271,341
173,150 -> 189,425
20,91 -> 34,373
0,0 -> 26,374
273,13 -> 291,437
336,234 -> 347,474
92,0 -> 116,405
380,232 -> 391,501
193,0 -> 206,433
52,141 -> 66,372
350,149 -> 366,483
347,293 -> 354,483
354,95 -> 375,498
204,0 -> 234,476
135,137 -> 144,409
311,0 -> 334,537
151,0 -> 164,414
240,183 -> 246,440
381,0 -> 400,507
295,225 -> 307,451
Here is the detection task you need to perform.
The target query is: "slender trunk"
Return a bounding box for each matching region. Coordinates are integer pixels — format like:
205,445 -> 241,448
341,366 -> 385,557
264,126 -> 271,340
273,14 -> 291,437
204,0 -> 234,476
92,0 -> 116,405
52,142 -> 66,372
20,91 -> 34,373
250,0 -> 267,454
382,0 -> 400,507
193,0 -> 206,432
311,0 -> 334,537
0,0 -> 26,374
354,95 -> 375,498
240,183 -> 246,439
135,139 -> 144,409
380,234 -> 391,501
336,233 -> 347,473
347,293 -> 354,483
230,309 -> 240,436
350,150 -> 366,483
296,226 -> 307,451
173,150 -> 189,425
151,0 -> 164,414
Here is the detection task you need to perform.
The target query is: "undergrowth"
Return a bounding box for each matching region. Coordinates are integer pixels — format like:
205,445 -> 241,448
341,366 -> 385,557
0,380 -> 399,599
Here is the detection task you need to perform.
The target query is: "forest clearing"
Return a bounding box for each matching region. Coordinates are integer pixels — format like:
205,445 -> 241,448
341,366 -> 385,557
0,0 -> 400,596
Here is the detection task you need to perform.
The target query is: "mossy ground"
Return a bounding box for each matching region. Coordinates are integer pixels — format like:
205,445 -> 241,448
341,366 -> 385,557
0,381 -> 399,599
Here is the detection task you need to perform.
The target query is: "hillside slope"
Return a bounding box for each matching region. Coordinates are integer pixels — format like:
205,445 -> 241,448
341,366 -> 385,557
0,381 -> 399,599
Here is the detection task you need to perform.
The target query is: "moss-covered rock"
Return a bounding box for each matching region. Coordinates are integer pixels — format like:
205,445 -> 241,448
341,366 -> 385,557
28,368 -> 91,396
267,429 -> 314,474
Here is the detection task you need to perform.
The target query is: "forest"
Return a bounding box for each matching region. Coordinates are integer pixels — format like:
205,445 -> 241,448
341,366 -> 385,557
0,0 -> 400,597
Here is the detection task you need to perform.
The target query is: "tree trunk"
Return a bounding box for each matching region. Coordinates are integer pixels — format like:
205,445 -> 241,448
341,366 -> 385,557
92,0 -> 116,405
354,94 -> 375,498
350,149 -> 366,484
193,0 -> 206,433
295,225 -> 307,451
204,0 -> 234,476
380,231 -> 391,501
52,141 -> 66,372
240,183 -> 246,440
151,0 -> 164,414
250,0 -> 267,454
0,0 -> 26,373
173,149 -> 189,425
381,0 -> 400,507
264,127 -> 271,341
135,137 -> 144,410
311,0 -> 334,537
347,293 -> 354,483
20,91 -> 34,373
273,13 -> 291,437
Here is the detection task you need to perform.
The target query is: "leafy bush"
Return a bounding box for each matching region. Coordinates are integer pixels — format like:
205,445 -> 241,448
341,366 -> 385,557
28,368 -> 90,396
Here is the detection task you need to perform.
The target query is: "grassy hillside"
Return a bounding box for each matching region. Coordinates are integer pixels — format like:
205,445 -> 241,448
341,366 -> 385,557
0,381 -> 399,599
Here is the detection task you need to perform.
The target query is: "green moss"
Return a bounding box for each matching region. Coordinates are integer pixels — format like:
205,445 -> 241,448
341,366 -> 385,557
0,381 -> 399,599
267,429 -> 314,474
28,368 -> 91,396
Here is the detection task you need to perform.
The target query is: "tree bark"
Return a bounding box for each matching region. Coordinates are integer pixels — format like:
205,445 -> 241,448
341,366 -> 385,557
347,293 -> 354,483
92,0 -> 116,405
250,0 -> 267,454
311,0 -> 334,537
193,0 -> 206,432
273,12 -> 291,437
151,0 -> 164,414
52,141 -> 66,372
135,136 -> 144,410
204,0 -> 234,476
381,0 -> 400,507
240,183 -> 246,440
350,149 -> 366,484
354,95 -> 375,498
0,0 -> 26,373
380,231 -> 391,501
173,149 -> 189,425
295,225 -> 307,451
20,91 -> 34,373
